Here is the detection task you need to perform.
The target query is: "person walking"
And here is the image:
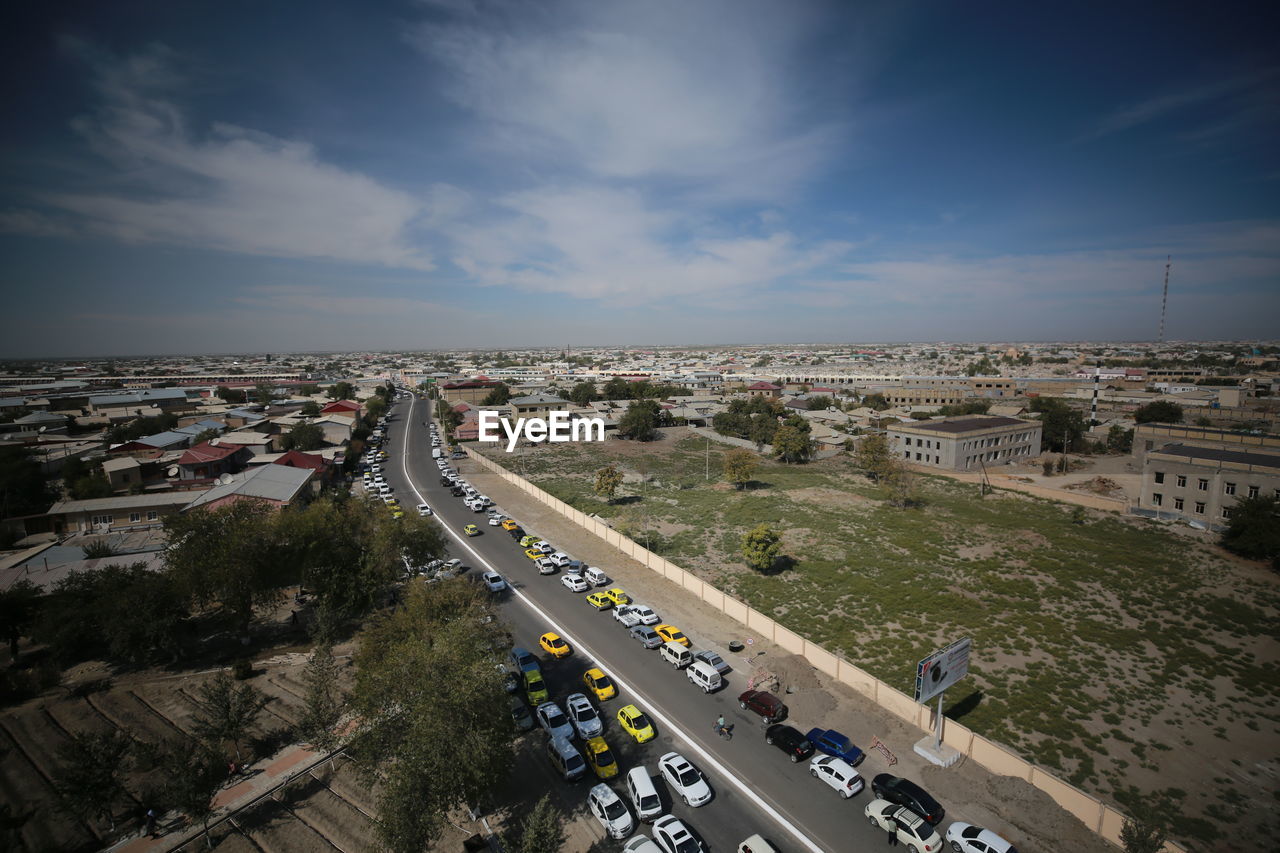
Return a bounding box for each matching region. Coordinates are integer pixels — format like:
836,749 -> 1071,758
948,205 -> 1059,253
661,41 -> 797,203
144,808 -> 157,838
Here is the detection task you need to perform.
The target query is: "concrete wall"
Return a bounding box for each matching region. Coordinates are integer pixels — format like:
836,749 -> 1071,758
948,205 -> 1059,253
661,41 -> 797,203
463,446 -> 1185,853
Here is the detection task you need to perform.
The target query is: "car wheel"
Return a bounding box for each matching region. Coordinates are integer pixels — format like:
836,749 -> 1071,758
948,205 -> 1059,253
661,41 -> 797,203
810,769 -> 818,777
765,735 -> 774,745
840,790 -> 851,799
682,796 -> 689,806
703,686 -> 710,694
790,753 -> 799,763
950,844 -> 963,853
867,815 -> 879,828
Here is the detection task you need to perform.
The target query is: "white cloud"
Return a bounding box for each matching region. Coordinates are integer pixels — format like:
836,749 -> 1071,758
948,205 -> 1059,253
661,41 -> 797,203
1075,70 -> 1277,144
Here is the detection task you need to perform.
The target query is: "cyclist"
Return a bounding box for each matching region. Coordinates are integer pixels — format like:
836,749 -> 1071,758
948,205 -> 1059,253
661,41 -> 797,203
714,715 -> 726,736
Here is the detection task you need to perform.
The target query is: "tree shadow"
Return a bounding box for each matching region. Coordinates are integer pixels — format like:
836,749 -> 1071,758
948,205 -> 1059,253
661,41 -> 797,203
758,555 -> 797,576
944,690 -> 984,721
611,495 -> 642,506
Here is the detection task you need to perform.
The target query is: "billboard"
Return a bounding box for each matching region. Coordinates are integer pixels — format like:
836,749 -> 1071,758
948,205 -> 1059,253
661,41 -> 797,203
914,637 -> 971,704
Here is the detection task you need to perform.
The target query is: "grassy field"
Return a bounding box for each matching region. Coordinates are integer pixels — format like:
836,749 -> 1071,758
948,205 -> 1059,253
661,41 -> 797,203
482,432 -> 1280,849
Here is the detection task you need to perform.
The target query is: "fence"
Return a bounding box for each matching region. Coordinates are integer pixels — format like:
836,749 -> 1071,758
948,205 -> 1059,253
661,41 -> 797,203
464,445 -> 1186,853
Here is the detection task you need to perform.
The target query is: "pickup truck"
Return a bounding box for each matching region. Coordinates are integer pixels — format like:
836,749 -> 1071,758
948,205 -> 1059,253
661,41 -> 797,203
613,605 -> 642,627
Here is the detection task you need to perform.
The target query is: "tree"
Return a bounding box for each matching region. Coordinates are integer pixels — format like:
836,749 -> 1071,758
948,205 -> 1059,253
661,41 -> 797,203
0,446 -> 54,518
861,393 -> 890,411
191,427 -> 222,446
741,524 -> 782,572
854,434 -> 893,479
569,381 -> 598,406
97,565 -> 186,664
602,377 -> 631,400
594,465 -> 623,503
1106,425 -> 1134,453
722,448 -> 757,490
327,381 -> 355,401
53,730 -> 132,831
295,642 -> 344,752
154,741 -> 223,848
0,579 -> 40,660
878,455 -> 918,508
298,383 -> 320,396
216,385 -> 246,404
253,382 -> 275,405
363,395 -> 388,428
480,383 -> 511,406
1031,398 -> 1085,451
300,400 -> 321,416
749,414 -> 778,449
618,400 -> 659,441
508,794 -> 565,853
190,670 -> 267,764
69,467 -> 113,500
1219,495 -> 1280,570
282,422 -> 326,451
1120,816 -> 1166,853
1134,401 -> 1184,424
772,424 -> 812,463
806,395 -> 833,411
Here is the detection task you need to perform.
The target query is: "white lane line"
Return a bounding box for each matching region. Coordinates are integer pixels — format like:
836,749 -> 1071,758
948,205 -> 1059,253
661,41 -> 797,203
398,398 -> 826,853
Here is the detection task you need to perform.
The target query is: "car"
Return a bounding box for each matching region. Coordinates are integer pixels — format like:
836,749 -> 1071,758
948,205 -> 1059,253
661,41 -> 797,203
539,632 -> 572,658
870,773 -> 945,825
390,510 -> 405,519
864,799 -> 944,852
583,735 -> 620,779
463,524 -> 481,536
738,690 -> 787,723
525,548 -> 544,560
501,519 -> 520,531
497,664 -> 519,693
509,647 -> 539,674
613,605 -> 642,626
944,823 -> 1019,853
616,704 -> 656,743
482,571 -> 506,593
583,667 -> 617,701
536,700 -> 574,740
536,541 -> 555,555
584,566 -> 610,586
564,560 -> 585,575
510,696 -> 534,730
439,476 -> 452,487
623,836 -> 664,853
565,692 -> 604,739
524,670 -> 549,705
450,486 -> 465,496
658,752 -> 712,807
651,815 -> 705,853
810,754 -> 864,798
654,625 -> 690,647
519,534 -> 541,548
586,592 -> 614,610
487,515 -> 502,526
604,588 -> 631,605
549,551 -> 572,567
629,605 -> 660,625
587,782 -> 634,838
630,625 -> 663,649
692,650 -> 731,675
537,558 -> 558,575
764,724 -> 814,763
805,728 -> 864,765
416,503 -> 432,516
507,526 -> 525,540
562,574 -> 590,592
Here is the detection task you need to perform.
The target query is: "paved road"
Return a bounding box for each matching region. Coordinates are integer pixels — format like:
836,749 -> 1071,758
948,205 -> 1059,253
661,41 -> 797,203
382,395 -> 899,853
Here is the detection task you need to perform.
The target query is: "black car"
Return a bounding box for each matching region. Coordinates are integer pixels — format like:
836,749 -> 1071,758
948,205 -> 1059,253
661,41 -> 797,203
450,486 -> 465,497
508,526 -> 525,540
439,476 -> 451,487
870,773 -> 945,825
764,724 -> 814,763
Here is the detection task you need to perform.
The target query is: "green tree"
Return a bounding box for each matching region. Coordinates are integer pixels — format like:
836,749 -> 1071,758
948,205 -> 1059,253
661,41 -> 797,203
1120,816 -> 1166,853
508,794 -> 565,853
282,422 -> 326,451
349,582 -> 513,853
53,730 -> 132,831
328,381 -> 355,401
861,393 -> 890,411
748,414 -> 778,449
601,377 -> 632,400
298,383 -> 320,396
0,446 -> 54,518
854,434 -> 893,478
1031,398 -> 1086,451
618,400 -> 659,441
363,395 -> 388,428
154,741 -> 223,848
1134,401 -> 1184,424
722,448 -> 757,489
299,400 -> 320,416
480,383 -> 512,406
1106,425 -> 1134,453
191,427 -> 221,446
295,642 -> 344,752
190,670 -> 268,764
772,423 -> 812,463
594,464 -> 623,502
69,468 -> 113,500
216,385 -> 247,404
1219,495 -> 1280,570
253,382 -> 275,405
569,381 -> 598,406
806,395 -> 833,411
0,579 -> 41,660
741,523 -> 782,572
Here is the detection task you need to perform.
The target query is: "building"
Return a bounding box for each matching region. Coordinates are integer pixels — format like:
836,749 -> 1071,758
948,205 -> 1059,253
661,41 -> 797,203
1131,423 -> 1280,461
101,456 -> 143,492
183,464 -> 315,512
745,381 -> 781,398
888,415 -> 1042,472
508,394 -> 571,420
109,430 -> 192,455
45,492 -> 204,536
177,441 -> 252,480
884,387 -> 967,408
319,399 -> 362,418
1138,444 -> 1280,528
440,378 -> 505,406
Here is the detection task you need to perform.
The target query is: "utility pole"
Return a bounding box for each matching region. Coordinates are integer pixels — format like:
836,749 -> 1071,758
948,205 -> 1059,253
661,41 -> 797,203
705,433 -> 710,481
1158,255 -> 1172,343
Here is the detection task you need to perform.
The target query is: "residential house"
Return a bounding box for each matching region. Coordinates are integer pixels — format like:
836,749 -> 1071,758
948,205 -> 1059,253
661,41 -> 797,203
109,430 -> 192,456
183,464 -> 315,512
46,492 -> 204,536
319,399 -> 362,418
746,381 -> 781,398
177,441 -> 252,480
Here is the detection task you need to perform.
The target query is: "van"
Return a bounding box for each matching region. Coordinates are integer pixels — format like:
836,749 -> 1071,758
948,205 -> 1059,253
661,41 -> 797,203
686,660 -> 722,693
431,448 -> 442,459
659,641 -> 692,669
625,766 -> 664,822
547,735 -> 586,781
584,566 -> 609,586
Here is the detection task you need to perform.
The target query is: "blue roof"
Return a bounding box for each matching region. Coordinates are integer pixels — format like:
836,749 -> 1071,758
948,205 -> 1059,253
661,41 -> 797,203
130,431 -> 189,448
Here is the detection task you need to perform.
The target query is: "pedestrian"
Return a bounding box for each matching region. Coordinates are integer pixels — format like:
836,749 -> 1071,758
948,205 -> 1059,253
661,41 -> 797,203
144,808 -> 157,838
290,609 -> 298,626
886,826 -> 897,846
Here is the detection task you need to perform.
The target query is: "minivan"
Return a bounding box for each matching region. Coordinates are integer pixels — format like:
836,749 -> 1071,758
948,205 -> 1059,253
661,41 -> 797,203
584,566 -> 610,586
686,660 -> 722,693
547,735 -> 587,781
625,766 -> 664,822
659,641 -> 692,669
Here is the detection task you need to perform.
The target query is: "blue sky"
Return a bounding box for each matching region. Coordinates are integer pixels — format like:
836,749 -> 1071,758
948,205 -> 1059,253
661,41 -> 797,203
2,0 -> 1277,357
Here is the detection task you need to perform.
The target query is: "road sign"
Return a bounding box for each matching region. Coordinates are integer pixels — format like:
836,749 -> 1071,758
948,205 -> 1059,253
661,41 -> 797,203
914,637 -> 971,704
746,637 -> 754,646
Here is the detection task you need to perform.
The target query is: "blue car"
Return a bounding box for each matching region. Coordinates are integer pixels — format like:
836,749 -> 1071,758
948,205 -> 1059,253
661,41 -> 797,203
805,728 -> 864,765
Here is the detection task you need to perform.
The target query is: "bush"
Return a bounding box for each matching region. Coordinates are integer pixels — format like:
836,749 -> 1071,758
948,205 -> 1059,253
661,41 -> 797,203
232,658 -> 254,680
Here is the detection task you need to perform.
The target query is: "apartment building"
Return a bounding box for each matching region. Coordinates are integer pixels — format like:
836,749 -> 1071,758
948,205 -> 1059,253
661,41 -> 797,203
888,415 -> 1043,472
1138,444 -> 1280,528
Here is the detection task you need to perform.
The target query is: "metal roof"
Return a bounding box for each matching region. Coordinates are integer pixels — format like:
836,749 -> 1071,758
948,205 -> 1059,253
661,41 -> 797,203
897,416 -> 1030,434
1155,443 -> 1280,471
184,464 -> 313,508
48,491 -> 205,514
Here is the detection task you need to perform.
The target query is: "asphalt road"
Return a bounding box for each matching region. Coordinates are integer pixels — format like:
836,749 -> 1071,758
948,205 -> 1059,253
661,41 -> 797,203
380,395 -> 900,853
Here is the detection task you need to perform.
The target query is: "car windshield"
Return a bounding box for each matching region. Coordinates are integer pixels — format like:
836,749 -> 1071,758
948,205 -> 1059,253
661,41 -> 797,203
631,712 -> 650,728
603,799 -> 626,819
595,748 -> 614,766
640,794 -> 660,811
596,675 -> 613,689
578,706 -> 598,721
546,711 -> 566,727
677,767 -> 699,786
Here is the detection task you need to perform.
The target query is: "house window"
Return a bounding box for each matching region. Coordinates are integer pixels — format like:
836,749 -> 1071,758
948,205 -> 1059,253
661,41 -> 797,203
1247,485 -> 1259,498
1224,482 -> 1236,495
1153,472 -> 1165,484
147,510 -> 159,521
1174,497 -> 1184,510
1194,502 -> 1205,515
129,512 -> 141,523
1176,475 -> 1186,488
1197,479 -> 1208,491
1222,506 -> 1234,519
1151,493 -> 1162,507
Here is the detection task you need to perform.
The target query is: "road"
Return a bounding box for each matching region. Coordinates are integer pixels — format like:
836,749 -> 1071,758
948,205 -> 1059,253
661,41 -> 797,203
382,394 -> 898,853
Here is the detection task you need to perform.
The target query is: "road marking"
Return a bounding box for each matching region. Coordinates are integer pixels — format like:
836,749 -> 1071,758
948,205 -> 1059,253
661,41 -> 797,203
398,396 -> 827,853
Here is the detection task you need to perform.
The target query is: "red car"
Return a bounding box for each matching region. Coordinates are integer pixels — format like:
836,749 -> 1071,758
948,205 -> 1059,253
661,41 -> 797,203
738,689 -> 787,723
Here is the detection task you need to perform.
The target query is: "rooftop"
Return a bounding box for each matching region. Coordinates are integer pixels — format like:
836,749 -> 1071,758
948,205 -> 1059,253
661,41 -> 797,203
184,464 -> 314,509
897,415 -> 1030,434
1154,443 -> 1280,471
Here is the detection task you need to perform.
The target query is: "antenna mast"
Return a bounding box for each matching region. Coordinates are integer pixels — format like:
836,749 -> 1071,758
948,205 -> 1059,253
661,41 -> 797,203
1158,255 -> 1172,343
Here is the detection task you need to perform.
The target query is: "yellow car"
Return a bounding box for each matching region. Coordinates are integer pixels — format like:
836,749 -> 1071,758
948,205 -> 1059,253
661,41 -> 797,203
583,736 -> 619,779
519,535 -> 541,548
524,671 -> 549,706
654,624 -> 690,647
585,592 -> 613,610
603,588 -> 631,606
524,547 -> 544,560
616,704 -> 656,743
464,524 -> 480,536
501,519 -> 520,531
539,632 -> 572,658
391,510 -> 405,519
583,668 -> 617,701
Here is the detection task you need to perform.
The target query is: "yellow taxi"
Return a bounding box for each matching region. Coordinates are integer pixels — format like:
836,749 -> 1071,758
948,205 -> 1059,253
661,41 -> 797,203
390,510 -> 405,520
583,736 -> 619,779
654,624 -> 690,647
524,547 -> 544,560
616,704 -> 656,743
585,592 -> 613,610
464,524 -> 481,536
519,535 -> 541,548
603,588 -> 631,606
501,519 -> 520,531
582,667 -> 617,701
539,632 -> 572,658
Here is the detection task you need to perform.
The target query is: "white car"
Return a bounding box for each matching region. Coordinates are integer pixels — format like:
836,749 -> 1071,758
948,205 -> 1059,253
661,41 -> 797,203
658,752 -> 712,807
562,575 -> 590,593
481,571 -> 506,593
945,823 -> 1019,853
623,837 -> 664,853
535,701 -> 574,741
565,692 -> 604,738
537,558 -> 558,575
416,503 -> 432,516
536,541 -> 554,555
864,799 -> 942,852
809,755 -> 863,798
588,783 -> 635,840
487,515 -> 503,526
550,551 -> 572,567
651,815 -> 705,853
631,605 -> 660,625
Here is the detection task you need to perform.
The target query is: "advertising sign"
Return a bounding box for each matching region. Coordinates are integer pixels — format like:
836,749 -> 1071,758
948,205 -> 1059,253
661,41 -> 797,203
914,637 -> 971,704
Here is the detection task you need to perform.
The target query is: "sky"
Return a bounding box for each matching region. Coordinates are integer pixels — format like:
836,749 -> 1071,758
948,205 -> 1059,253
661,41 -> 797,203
2,0 -> 1277,357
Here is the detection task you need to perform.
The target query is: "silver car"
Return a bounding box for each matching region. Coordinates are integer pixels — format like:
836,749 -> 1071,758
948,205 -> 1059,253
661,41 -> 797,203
630,625 -> 663,649
565,692 -> 604,738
